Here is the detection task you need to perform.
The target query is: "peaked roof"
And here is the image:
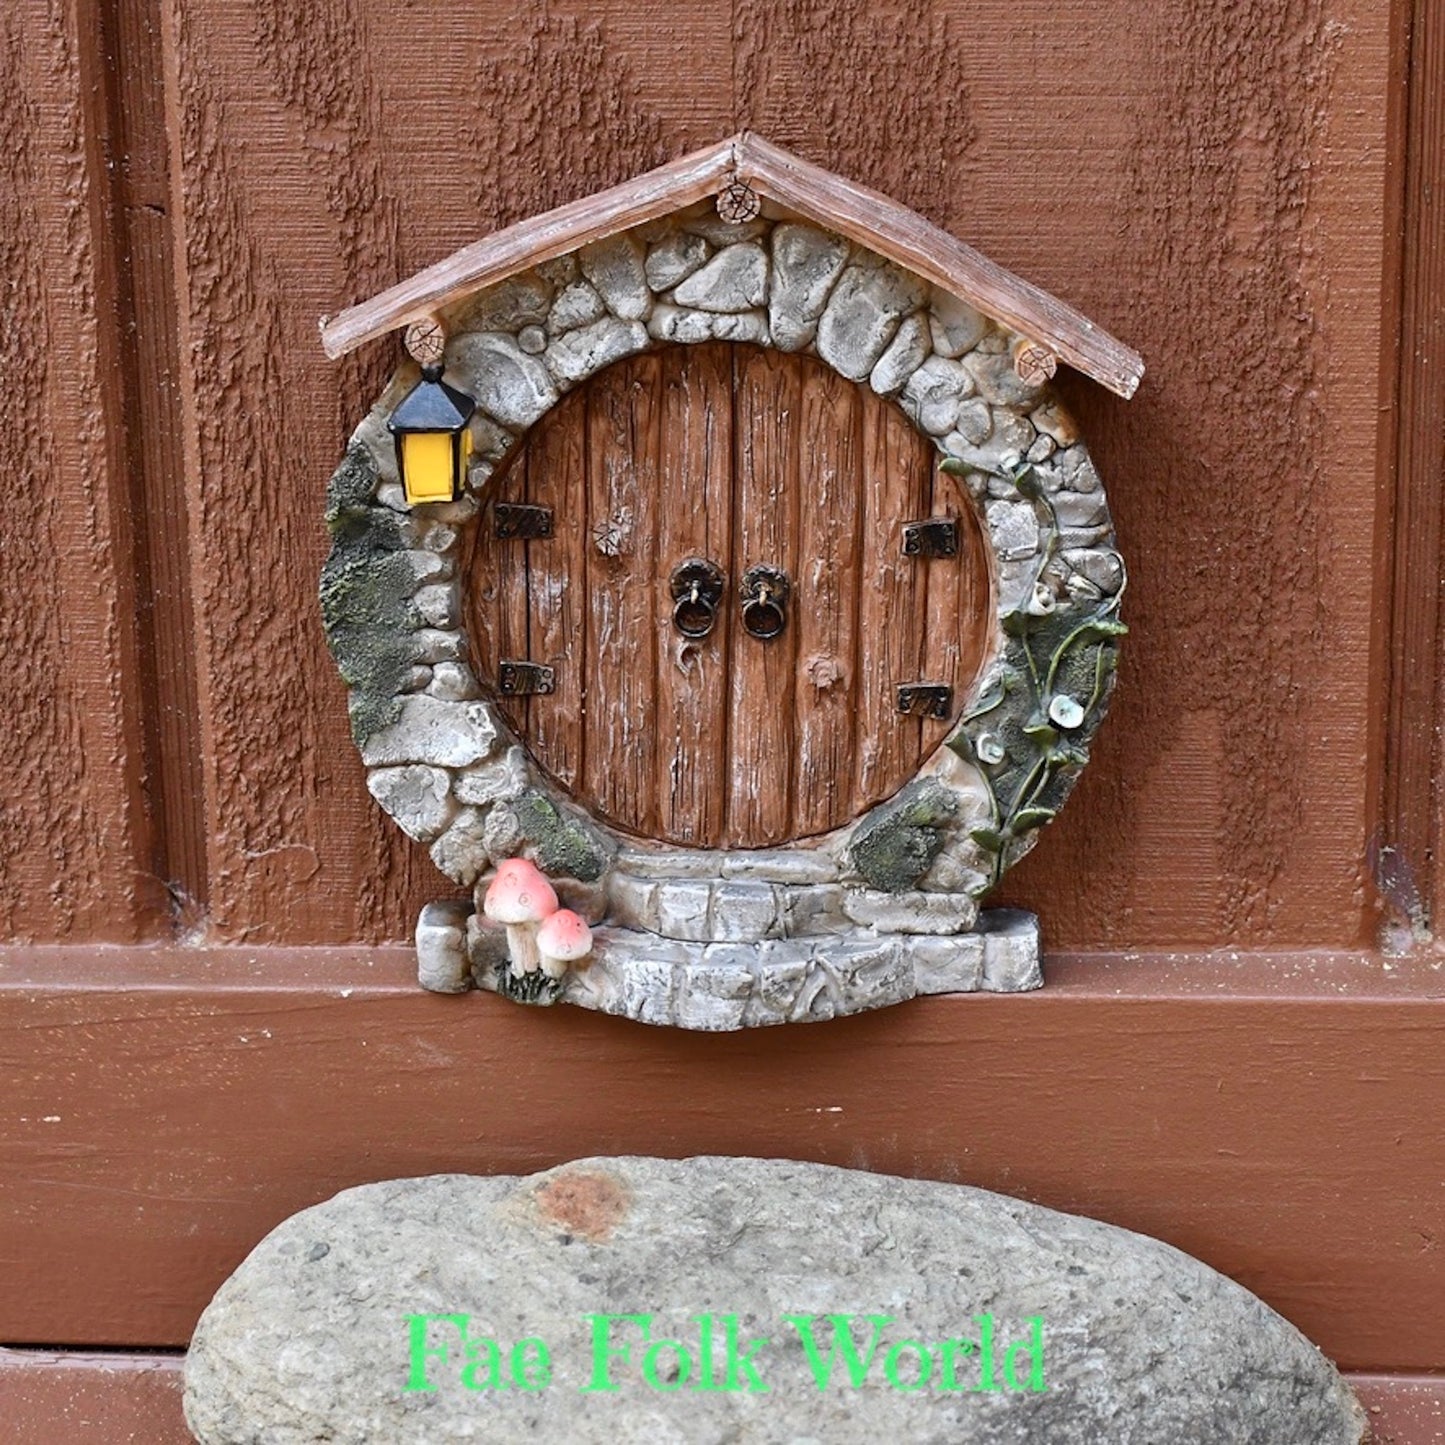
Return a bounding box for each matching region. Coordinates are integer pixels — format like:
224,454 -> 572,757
319,133 -> 1143,399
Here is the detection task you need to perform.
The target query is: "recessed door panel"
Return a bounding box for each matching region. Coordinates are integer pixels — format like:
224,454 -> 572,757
468,342 -> 990,850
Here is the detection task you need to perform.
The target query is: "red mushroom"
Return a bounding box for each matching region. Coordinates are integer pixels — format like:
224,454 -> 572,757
535,908 -> 594,979
482,859 -> 558,975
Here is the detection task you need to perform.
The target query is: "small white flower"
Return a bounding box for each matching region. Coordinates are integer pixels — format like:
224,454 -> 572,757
976,732 -> 1006,765
1048,695 -> 1085,729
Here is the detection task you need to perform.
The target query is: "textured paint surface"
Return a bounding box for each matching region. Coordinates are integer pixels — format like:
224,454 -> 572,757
139,0 -> 1388,947
4,0 -> 1396,952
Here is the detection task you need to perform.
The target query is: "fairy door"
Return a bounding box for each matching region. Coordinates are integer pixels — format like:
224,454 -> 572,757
467,342 -> 992,849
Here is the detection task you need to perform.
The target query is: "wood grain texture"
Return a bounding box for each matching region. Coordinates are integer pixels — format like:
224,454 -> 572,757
3,945 -> 1444,1370
0,1353 -> 1437,1445
132,0 -> 1391,946
0,0 -> 157,942
467,346 -> 963,846
1378,0 -> 1445,944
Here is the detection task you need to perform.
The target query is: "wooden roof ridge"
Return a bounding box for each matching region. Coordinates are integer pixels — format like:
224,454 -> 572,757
319,132 -> 1144,399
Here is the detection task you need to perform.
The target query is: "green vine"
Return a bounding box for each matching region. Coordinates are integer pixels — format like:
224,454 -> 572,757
943,458 -> 1127,888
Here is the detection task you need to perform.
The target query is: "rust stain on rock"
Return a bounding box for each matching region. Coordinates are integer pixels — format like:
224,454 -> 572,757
533,1168 -> 632,1242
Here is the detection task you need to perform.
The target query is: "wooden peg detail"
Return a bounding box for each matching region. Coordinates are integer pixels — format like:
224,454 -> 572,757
404,315 -> 447,367
716,178 -> 761,224
1012,337 -> 1058,385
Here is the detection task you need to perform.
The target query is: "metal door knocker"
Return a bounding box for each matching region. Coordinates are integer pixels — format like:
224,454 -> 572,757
670,558 -> 726,639
740,565 -> 790,640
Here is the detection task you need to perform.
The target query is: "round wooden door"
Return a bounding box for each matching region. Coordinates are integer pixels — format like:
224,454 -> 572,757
467,343 -> 991,849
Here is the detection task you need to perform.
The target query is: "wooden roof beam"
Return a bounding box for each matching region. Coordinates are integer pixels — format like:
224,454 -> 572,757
319,133 -> 1144,400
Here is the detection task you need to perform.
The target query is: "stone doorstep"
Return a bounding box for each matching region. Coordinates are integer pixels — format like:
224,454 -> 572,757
463,911 -> 1041,1030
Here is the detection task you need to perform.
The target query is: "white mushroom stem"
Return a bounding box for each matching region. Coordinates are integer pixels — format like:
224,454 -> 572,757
505,922 -> 541,975
537,948 -> 568,981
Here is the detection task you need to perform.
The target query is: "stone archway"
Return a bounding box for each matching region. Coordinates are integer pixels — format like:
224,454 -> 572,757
320,209 -> 1126,1025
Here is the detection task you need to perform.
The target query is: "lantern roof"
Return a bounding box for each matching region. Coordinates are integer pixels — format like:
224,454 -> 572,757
320,133 -> 1143,400
387,369 -> 477,433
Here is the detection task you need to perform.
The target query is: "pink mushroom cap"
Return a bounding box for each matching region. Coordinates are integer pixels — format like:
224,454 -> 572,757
535,908 -> 594,963
482,859 -> 558,925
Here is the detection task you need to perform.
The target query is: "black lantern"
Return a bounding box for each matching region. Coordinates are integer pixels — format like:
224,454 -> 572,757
388,365 -> 477,506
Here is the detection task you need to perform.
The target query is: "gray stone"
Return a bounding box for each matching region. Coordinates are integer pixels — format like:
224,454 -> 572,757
458,274 -> 552,332
365,764 -> 456,843
647,305 -> 770,346
453,745 -> 530,807
942,409 -> 1037,479
928,288 -> 989,357
545,318 -> 650,385
1052,490 -> 1110,529
185,1157 -> 1365,1445
412,628 -> 466,665
672,242 -> 768,312
615,846 -> 718,880
427,807 -> 490,888
952,396 -> 993,446
516,325 -> 547,356
868,313 -> 930,396
447,333 -> 558,431
985,499 -> 1041,562
962,348 -> 1047,408
425,660 -> 479,702
899,355 -> 974,436
414,900 -> 472,993
1063,547 -> 1126,596
769,223 -> 849,352
1030,397 -> 1080,446
1026,434 -> 1057,463
719,849 -> 839,884
580,235 -> 651,321
413,582 -> 459,629
607,872 -> 659,932
680,211 -> 771,246
480,801 -> 523,861
707,881 -> 779,942
546,281 -> 607,336
644,230 -> 711,291
653,879 -> 714,941
842,888 -> 979,935
360,696 -> 499,769
535,254 -> 578,289
980,908 -> 1045,991
816,259 -> 928,382
1059,446 -> 1103,493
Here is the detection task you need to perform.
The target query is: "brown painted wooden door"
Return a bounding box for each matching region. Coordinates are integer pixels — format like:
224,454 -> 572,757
468,343 -> 990,849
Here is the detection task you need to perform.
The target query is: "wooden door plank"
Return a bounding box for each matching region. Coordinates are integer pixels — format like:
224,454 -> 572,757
854,394 -> 929,811
921,465 -> 994,756
582,354 -> 662,835
728,348 -> 802,845
525,394 -> 589,794
793,365 -> 864,837
654,345 -> 734,845
466,456 -> 531,739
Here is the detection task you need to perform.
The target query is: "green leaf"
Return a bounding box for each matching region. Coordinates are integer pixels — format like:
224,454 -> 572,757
1011,806 -> 1057,833
1022,717 -> 1058,742
970,827 -> 1004,852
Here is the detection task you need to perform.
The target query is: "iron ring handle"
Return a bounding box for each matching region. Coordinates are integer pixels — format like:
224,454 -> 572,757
670,558 -> 725,640
673,584 -> 718,639
740,565 -> 791,641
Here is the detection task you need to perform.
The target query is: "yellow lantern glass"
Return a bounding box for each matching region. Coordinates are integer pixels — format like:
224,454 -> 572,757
388,364 -> 478,507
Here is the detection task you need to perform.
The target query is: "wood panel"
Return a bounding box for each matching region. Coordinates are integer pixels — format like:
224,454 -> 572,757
0,0 -> 158,943
1,1353 -> 1439,1444
793,366 -> 863,835
468,346 -> 959,847
467,455 -> 531,739
526,393 -> 591,794
583,353 -> 663,833
855,390 -> 928,801
728,346 -> 802,844
136,0 -> 1392,946
1378,0 -> 1445,945
3,945 -> 1444,1371
655,344 -> 734,843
